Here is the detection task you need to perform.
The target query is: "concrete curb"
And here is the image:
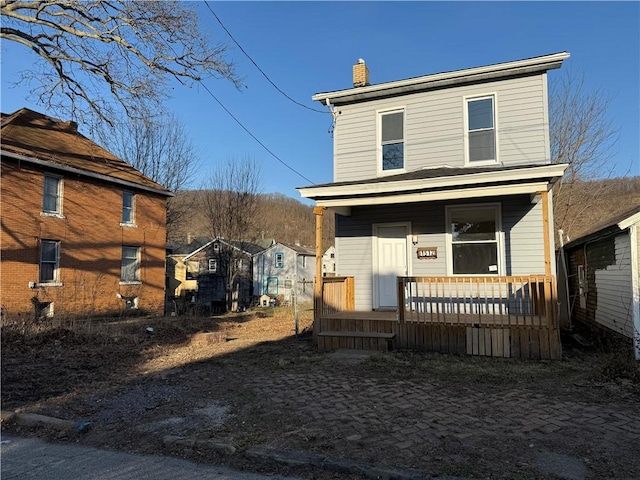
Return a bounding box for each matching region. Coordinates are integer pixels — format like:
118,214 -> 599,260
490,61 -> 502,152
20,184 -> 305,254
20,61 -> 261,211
245,446 -> 469,480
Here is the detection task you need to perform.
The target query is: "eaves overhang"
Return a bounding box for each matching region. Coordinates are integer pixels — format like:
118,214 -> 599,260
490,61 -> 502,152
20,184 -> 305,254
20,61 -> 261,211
1,149 -> 174,197
298,164 -> 568,211
313,52 -> 570,106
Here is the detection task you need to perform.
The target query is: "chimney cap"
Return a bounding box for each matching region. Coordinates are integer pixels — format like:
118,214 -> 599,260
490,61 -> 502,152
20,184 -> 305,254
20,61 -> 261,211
357,58 -> 365,64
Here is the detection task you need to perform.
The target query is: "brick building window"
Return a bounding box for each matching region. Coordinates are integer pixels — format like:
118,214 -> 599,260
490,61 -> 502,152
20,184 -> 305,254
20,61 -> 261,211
121,246 -> 140,282
39,240 -> 60,283
43,175 -> 62,214
122,191 -> 135,224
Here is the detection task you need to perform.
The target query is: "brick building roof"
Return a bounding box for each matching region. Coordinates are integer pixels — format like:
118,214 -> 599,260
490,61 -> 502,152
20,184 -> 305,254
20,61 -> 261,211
1,108 -> 171,195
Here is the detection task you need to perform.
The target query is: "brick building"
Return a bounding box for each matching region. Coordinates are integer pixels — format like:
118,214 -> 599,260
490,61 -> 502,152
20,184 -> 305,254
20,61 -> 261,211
1,108 -> 172,319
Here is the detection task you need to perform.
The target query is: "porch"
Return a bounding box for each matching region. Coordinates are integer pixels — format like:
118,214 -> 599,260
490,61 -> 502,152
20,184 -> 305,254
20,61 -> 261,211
315,275 -> 562,360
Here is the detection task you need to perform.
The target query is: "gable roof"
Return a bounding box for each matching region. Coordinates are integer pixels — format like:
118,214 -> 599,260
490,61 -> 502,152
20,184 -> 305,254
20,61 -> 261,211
563,207 -> 640,249
182,237 -> 264,261
313,52 -> 570,106
1,108 -> 172,197
255,241 -> 315,257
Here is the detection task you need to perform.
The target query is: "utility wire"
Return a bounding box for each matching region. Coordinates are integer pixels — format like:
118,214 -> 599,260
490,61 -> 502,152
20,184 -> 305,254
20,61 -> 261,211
204,1 -> 328,115
198,81 -> 315,184
150,20 -> 316,185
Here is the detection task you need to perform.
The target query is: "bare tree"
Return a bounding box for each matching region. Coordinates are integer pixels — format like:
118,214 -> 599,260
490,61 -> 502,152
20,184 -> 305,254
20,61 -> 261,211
550,70 -> 620,240
98,113 -> 199,233
1,0 -> 240,127
199,156 -> 262,311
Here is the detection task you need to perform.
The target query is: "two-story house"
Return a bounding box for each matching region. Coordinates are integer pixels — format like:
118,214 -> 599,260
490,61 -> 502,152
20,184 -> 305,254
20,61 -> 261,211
1,108 -> 171,319
253,242 -> 316,304
299,53 -> 570,359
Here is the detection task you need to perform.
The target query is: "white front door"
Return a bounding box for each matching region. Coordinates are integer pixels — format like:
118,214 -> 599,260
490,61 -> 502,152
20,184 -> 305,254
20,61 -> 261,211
374,224 -> 409,309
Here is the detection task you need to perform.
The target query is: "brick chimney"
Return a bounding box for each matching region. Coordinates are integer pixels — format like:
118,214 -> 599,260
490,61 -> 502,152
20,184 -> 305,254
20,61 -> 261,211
353,58 -> 369,87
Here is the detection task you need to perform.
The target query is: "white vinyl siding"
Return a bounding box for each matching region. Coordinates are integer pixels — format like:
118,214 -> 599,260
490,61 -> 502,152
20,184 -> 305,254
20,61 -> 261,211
594,234 -> 634,338
333,75 -> 548,183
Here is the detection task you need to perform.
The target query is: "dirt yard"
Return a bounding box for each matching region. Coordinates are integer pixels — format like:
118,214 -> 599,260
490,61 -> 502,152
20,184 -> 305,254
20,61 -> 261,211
2,306 -> 639,479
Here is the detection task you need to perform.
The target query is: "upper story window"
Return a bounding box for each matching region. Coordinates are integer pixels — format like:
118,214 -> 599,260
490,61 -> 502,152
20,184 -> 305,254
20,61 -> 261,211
122,191 -> 135,224
40,240 -> 60,283
186,260 -> 199,280
447,204 -> 500,275
379,109 -> 404,172
208,258 -> 218,273
275,252 -> 284,268
121,246 -> 140,282
466,96 -> 496,163
43,175 -> 62,214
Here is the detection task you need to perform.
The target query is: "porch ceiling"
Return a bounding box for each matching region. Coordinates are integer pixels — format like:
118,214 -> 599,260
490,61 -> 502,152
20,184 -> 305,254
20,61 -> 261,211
298,163 -> 567,214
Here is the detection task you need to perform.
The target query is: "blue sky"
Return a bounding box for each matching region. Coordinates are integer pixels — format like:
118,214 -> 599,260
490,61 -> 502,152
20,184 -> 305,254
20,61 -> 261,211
1,1 -> 638,203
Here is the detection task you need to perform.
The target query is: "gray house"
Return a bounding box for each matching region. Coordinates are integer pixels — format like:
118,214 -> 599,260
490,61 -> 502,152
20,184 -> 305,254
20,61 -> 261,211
563,208 -> 640,359
299,53 -> 570,359
253,242 -> 316,304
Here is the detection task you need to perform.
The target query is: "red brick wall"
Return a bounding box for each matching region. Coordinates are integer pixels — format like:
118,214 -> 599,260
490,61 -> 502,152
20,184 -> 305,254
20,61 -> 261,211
1,158 -> 167,318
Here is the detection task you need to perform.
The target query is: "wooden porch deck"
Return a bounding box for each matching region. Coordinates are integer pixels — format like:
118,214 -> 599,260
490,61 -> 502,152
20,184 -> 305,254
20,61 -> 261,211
316,276 -> 562,360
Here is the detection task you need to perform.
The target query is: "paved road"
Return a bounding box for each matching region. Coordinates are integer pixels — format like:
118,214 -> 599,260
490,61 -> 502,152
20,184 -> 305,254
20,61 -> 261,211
0,436 -> 297,480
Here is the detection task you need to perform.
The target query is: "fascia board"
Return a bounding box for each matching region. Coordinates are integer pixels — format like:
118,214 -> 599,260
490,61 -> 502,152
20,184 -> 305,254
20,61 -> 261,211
313,52 -> 570,105
299,164 -> 567,199
618,211 -> 640,231
315,182 -> 550,208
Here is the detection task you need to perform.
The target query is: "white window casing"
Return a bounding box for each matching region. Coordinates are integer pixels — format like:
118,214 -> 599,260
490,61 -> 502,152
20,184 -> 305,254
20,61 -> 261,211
464,94 -> 499,165
377,107 -> 406,175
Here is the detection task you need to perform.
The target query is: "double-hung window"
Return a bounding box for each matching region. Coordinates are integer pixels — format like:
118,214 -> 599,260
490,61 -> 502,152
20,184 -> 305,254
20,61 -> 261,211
466,96 -> 496,163
447,205 -> 500,275
43,175 -> 62,214
208,259 -> 218,273
39,240 -> 60,283
121,246 -> 140,282
122,191 -> 135,224
275,252 -> 284,268
380,109 -> 404,172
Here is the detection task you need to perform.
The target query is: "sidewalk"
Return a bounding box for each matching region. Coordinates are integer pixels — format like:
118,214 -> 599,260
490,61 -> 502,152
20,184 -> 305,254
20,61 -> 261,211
0,435 -> 297,480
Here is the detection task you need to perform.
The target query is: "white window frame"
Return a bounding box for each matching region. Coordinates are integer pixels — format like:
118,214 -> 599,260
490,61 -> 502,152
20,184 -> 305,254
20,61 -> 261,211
120,246 -> 141,283
39,239 -> 60,284
445,203 -> 504,276
377,107 -> 406,176
463,94 -> 498,166
208,258 -> 218,273
42,174 -> 63,217
275,252 -> 284,268
121,191 -> 136,226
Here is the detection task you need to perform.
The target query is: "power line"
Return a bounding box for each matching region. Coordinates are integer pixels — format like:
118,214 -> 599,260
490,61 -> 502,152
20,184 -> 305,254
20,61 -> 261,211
204,1 -> 328,115
197,82 -> 315,184
149,19 -> 316,185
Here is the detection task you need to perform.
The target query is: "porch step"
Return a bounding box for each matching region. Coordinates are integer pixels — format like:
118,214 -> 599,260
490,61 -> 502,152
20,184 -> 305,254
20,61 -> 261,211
317,331 -> 396,353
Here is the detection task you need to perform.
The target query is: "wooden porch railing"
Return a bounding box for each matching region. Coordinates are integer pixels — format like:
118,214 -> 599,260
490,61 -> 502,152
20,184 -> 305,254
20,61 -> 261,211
398,275 -> 557,328
318,276 -> 355,318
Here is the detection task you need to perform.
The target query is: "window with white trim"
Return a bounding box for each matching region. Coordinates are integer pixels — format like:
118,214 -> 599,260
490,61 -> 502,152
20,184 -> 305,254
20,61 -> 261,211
466,96 -> 496,163
40,240 -> 60,283
43,175 -> 62,214
380,109 -> 404,172
121,246 -> 140,282
275,252 -> 284,268
208,258 -> 218,273
122,191 -> 135,224
447,205 -> 500,275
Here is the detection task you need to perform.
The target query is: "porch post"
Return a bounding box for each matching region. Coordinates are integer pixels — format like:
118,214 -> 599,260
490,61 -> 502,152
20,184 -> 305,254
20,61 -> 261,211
540,190 -> 552,277
313,206 -> 325,344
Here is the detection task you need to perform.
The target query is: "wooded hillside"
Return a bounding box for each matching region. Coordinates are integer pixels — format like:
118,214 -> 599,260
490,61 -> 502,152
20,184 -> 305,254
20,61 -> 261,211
168,191 -> 335,248
554,176 -> 640,243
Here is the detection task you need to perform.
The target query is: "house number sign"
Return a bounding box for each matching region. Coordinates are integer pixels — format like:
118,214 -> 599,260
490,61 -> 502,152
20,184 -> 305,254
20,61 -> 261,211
417,247 -> 437,260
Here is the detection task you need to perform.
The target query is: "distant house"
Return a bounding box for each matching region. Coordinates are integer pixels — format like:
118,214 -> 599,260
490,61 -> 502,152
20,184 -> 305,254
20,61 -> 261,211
299,54 -> 570,358
1,108 -> 171,318
322,246 -> 336,277
168,237 -> 262,312
253,242 -> 316,304
562,208 -> 640,359
166,236 -> 211,302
